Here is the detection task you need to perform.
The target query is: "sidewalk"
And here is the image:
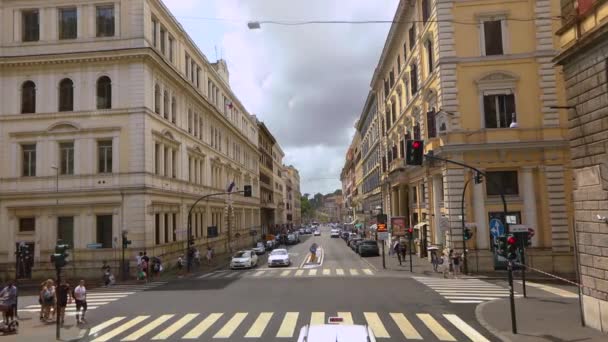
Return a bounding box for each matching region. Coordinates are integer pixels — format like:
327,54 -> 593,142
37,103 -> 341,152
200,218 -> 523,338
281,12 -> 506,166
476,288 -> 607,342
1,317 -> 85,342
361,244 -> 439,276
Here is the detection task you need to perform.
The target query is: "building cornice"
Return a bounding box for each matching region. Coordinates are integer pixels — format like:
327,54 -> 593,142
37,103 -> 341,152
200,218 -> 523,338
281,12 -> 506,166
436,139 -> 568,153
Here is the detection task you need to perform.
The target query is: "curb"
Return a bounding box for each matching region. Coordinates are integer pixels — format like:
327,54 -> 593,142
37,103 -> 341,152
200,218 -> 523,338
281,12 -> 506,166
475,300 -> 511,342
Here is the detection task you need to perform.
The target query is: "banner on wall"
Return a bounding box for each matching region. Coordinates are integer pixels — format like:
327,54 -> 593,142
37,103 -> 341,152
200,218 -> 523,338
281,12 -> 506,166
391,216 -> 407,236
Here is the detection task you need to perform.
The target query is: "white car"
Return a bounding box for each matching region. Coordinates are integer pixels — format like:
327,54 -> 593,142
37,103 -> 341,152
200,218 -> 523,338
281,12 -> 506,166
268,248 -> 291,267
330,229 -> 340,238
230,250 -> 258,269
297,317 -> 376,342
314,230 -> 321,236
253,242 -> 266,255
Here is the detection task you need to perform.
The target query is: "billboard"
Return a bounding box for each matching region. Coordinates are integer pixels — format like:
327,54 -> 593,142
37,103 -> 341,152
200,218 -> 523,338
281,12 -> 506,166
391,216 -> 407,236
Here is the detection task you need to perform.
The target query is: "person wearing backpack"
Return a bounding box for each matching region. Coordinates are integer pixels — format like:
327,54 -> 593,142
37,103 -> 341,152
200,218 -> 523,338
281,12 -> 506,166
40,280 -> 55,321
430,250 -> 440,272
177,254 -> 184,277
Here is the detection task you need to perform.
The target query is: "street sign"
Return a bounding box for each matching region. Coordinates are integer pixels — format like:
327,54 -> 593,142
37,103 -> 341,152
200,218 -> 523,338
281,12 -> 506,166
378,232 -> 389,240
489,218 -> 505,238
509,224 -> 530,233
87,243 -> 102,249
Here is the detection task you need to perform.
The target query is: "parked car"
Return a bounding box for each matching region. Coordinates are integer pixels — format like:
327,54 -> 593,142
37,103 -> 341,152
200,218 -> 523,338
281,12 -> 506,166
253,242 -> 266,255
230,250 -> 258,269
265,240 -> 276,251
314,230 -> 321,236
287,234 -> 299,245
347,234 -> 359,246
304,228 -> 312,234
299,228 -> 306,234
357,240 -> 380,256
330,229 -> 340,238
350,238 -> 363,251
268,248 -> 291,267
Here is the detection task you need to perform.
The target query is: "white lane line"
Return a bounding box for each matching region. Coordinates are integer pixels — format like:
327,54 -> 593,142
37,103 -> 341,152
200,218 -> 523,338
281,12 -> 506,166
450,300 -> 485,303
89,317 -> 126,336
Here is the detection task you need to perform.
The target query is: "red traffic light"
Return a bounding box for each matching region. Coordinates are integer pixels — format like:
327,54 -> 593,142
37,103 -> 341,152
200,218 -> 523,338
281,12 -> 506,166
412,141 -> 421,149
507,236 -> 517,245
407,227 -> 413,234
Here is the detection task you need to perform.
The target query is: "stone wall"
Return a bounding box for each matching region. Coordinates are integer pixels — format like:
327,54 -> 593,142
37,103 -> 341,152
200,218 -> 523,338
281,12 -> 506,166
561,33 -> 608,332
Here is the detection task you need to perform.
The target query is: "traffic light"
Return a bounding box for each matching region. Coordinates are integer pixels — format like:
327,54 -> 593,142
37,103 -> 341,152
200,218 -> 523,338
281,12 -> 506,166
463,228 -> 473,241
376,214 -> 387,225
405,140 -> 424,166
474,172 -> 483,184
494,236 -> 508,258
50,243 -> 70,268
506,234 -> 518,260
122,232 -> 132,249
243,185 -> 252,197
406,227 -> 414,240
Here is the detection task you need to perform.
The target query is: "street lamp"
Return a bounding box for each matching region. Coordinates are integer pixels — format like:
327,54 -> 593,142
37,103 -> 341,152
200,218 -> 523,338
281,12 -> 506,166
247,21 -> 261,30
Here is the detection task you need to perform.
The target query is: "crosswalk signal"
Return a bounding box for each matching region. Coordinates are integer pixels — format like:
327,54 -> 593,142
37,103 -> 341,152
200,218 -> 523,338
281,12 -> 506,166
243,185 -> 252,197
50,243 -> 70,268
405,140 -> 424,166
506,234 -> 518,260
122,232 -> 132,249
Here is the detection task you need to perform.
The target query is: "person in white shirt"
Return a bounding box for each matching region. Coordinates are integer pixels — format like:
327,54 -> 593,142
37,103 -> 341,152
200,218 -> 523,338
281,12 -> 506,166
73,280 -> 87,324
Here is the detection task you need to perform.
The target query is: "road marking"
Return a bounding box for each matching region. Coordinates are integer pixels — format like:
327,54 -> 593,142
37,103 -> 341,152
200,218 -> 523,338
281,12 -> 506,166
449,300 -> 484,303
88,292 -> 135,296
417,313 -> 456,341
390,313 -> 422,340
363,268 -> 374,275
253,270 -> 266,277
364,312 -> 390,338
121,314 -> 174,341
337,312 -> 353,325
444,296 -> 513,300
276,312 -> 299,338
209,272 -> 228,279
89,317 -> 126,336
213,312 -> 248,338
336,268 -> 345,276
443,314 -> 490,342
91,316 -> 149,342
224,272 -> 240,278
295,270 -> 304,276
182,313 -> 223,339
197,273 -> 215,278
517,281 -> 578,298
308,269 -> 317,276
151,313 -> 199,340
310,312 -> 325,325
349,269 -> 359,276
244,312 -> 273,338
360,255 -> 379,271
280,270 -> 291,277
322,269 -> 331,276
299,254 -> 311,268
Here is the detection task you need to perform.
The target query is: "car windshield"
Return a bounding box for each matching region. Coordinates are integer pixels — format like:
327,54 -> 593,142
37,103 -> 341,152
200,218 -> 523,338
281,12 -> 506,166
288,234 -> 295,239
233,252 -> 248,258
362,241 -> 377,245
271,250 -> 287,256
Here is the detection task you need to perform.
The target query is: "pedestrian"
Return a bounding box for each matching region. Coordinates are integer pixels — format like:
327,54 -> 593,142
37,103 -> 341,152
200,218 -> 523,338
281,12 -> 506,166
452,252 -> 461,278
400,239 -> 407,262
142,252 -> 150,278
394,241 -> 402,265
73,280 -> 88,324
177,254 -> 184,277
56,280 -> 71,325
0,281 -> 17,325
151,257 -> 161,279
430,250 -> 439,272
448,249 -> 455,277
194,249 -> 201,271
139,257 -> 148,282
136,252 -> 143,273
101,261 -> 112,286
442,252 -> 451,278
388,239 -> 394,256
206,246 -> 213,266
40,280 -> 55,321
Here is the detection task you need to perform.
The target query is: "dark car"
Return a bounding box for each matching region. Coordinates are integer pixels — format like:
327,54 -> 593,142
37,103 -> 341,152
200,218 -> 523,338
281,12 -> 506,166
357,240 -> 380,256
304,228 -> 312,234
286,234 -> 298,245
347,234 -> 359,247
350,238 -> 363,251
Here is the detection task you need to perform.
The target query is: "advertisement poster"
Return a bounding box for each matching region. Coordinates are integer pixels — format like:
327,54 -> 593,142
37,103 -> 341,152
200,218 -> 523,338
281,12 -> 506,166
391,216 -> 407,236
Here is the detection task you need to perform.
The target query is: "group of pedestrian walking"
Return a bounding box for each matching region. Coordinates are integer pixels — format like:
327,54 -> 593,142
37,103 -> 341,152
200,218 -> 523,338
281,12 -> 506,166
37,279 -> 88,325
430,249 -> 462,278
0,281 -> 17,325
136,252 -> 164,281
390,239 -> 408,266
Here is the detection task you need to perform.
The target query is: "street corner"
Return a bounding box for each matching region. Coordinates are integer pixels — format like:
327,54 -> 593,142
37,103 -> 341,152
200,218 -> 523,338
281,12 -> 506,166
301,247 -> 324,269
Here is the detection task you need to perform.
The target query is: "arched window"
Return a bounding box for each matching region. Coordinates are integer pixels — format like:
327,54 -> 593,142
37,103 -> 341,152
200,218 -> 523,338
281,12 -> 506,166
163,90 -> 169,119
58,78 -> 74,112
96,76 -> 112,109
21,81 -> 36,114
154,84 -> 161,114
171,97 -> 177,124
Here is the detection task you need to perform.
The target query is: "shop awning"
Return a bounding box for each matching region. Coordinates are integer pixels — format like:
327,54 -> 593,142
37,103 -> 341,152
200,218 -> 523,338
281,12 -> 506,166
354,223 -> 364,229
413,221 -> 429,229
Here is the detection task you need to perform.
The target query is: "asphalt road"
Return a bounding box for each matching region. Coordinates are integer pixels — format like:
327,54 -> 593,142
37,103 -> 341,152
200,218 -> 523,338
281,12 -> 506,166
75,224 -> 498,342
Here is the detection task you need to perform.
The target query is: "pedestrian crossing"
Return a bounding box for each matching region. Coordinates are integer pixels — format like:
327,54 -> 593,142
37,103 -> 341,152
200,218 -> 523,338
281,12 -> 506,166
414,277 -> 522,304
85,311 -> 491,341
20,282 -> 167,316
197,267 -> 375,279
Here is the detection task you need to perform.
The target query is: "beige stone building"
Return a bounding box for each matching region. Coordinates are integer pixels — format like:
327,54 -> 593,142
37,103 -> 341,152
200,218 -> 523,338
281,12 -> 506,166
283,165 -> 302,225
0,0 -> 261,280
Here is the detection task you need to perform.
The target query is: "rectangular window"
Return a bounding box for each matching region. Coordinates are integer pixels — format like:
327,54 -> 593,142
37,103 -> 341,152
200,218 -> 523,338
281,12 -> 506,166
397,55 -> 401,73
160,27 -> 166,54
154,143 -> 160,175
168,35 -> 174,61
22,10 -> 40,42
172,149 -> 177,178
164,147 -> 169,176
483,93 -> 515,128
185,55 -> 190,77
96,215 -> 113,248
427,108 -> 437,138
96,5 -> 115,37
486,171 -> 519,196
155,213 -> 160,245
164,213 -> 169,243
98,140 -> 113,173
483,20 -> 503,55
412,186 -> 418,203
59,142 -> 74,175
58,8 -> 77,40
410,64 -> 418,95
426,40 -> 434,73
152,18 -> 157,47
19,217 -> 35,232
389,70 -> 395,88
422,0 -> 431,25
409,25 -> 416,51
172,213 -> 177,242
57,216 -> 74,248
403,42 -> 407,61
421,183 -> 426,203
22,144 -> 36,177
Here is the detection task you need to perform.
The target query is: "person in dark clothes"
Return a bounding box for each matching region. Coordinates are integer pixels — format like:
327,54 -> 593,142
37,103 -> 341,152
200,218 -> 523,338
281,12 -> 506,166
56,280 -> 72,325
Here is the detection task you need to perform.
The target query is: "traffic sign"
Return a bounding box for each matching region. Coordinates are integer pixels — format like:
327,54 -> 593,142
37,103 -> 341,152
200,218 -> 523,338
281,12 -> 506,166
378,232 -> 389,240
509,224 -> 530,233
489,218 -> 505,238
377,223 -> 388,233
87,243 -> 102,249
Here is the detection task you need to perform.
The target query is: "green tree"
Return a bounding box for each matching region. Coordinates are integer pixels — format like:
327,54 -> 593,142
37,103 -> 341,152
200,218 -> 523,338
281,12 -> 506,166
301,195 -> 314,221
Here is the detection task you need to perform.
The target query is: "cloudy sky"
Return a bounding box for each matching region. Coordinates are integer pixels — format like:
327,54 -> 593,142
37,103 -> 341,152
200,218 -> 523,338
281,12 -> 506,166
164,0 -> 398,195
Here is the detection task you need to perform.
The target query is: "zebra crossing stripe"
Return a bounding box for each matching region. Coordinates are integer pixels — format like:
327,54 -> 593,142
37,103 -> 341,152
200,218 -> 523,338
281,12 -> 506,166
295,270 -> 304,276
253,270 -> 265,277
337,312 -> 353,325
363,269 -> 374,275
308,269 -> 317,276
390,312 -> 422,340
416,314 -> 456,341
364,312 -> 389,338
322,269 -> 331,276
336,268 -> 345,276
91,316 -> 150,342
310,312 -> 325,325
280,270 -> 291,277
443,314 -> 490,342
244,312 -> 273,338
223,272 -> 239,278
213,312 -> 248,338
89,316 -> 126,336
121,314 -> 175,341
182,313 -> 223,339
276,312 -> 299,338
350,269 -> 359,276
151,313 -> 199,340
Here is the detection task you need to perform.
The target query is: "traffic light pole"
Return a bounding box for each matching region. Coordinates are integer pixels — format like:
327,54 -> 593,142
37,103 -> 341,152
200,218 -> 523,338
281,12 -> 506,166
423,153 -> 516,333
56,266 -> 61,340
461,178 -> 471,275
